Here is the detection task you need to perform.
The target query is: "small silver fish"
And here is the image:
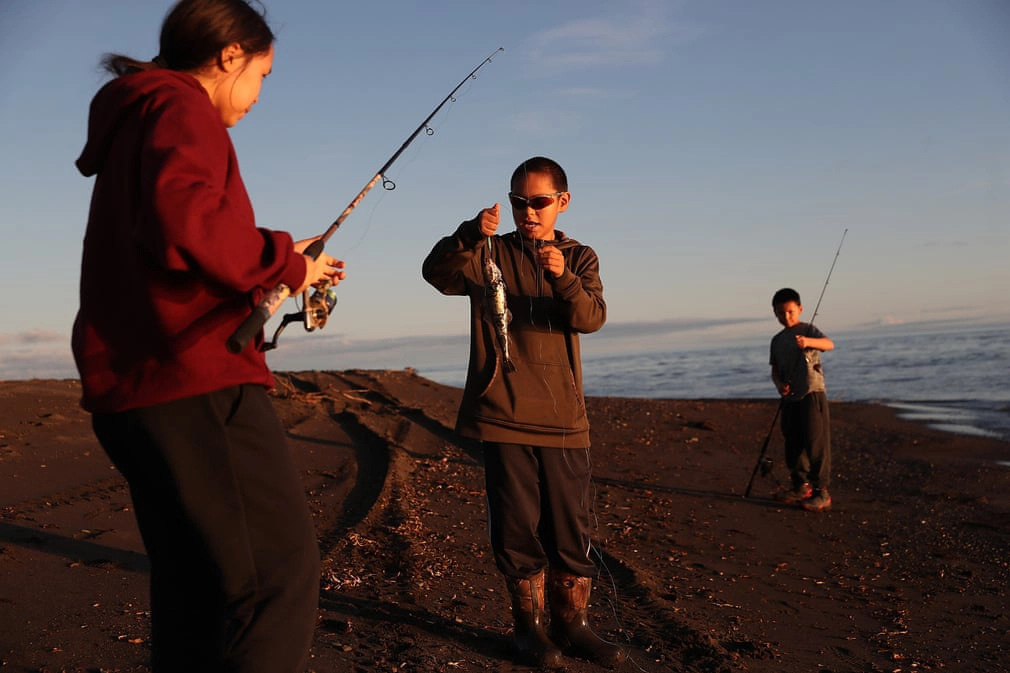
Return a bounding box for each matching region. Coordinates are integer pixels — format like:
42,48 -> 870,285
483,254 -> 516,374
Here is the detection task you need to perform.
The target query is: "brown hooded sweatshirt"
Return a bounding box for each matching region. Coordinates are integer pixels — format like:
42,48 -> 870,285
422,218 -> 606,448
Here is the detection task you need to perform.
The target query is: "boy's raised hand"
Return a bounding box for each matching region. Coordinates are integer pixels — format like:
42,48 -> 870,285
536,243 -> 566,279
477,203 -> 499,237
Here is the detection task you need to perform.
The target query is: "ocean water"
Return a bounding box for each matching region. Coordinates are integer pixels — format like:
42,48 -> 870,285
419,323 -> 1010,443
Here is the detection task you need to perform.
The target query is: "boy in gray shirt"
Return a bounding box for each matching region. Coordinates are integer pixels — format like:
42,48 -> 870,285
770,287 -> 835,511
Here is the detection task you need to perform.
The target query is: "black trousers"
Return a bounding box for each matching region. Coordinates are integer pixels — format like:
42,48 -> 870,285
483,442 -> 596,579
780,391 -> 832,489
92,385 -> 319,673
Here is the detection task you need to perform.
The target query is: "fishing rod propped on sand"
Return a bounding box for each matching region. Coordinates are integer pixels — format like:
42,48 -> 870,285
226,47 -> 505,354
744,228 -> 848,498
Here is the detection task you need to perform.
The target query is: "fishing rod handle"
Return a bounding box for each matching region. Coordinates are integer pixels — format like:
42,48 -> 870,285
743,398 -> 784,498
226,284 -> 292,353
225,238 -> 326,353
303,238 -> 325,258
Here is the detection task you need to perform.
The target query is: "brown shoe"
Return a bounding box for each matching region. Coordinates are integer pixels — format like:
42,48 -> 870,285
506,571 -> 563,668
774,482 -> 812,504
548,570 -> 626,668
802,488 -> 832,512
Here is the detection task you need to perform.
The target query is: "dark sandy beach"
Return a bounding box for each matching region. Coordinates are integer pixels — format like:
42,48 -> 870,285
1,370 -> 1008,672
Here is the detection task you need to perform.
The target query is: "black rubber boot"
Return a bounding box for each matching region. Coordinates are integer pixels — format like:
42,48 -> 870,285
506,570 -> 563,668
549,570 -> 626,668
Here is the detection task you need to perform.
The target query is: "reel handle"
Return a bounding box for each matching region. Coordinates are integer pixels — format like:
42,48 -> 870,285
225,238 -> 326,354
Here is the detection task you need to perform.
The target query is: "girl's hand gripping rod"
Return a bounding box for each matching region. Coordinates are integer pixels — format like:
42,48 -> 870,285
226,47 -> 505,354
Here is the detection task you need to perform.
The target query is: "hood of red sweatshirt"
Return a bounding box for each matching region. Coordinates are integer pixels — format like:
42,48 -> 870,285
76,70 -> 208,178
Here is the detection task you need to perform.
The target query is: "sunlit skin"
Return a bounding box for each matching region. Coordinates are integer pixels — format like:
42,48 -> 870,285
190,43 -> 345,293
473,171 -> 571,278
771,300 -> 835,396
774,300 -> 804,330
192,43 -> 273,128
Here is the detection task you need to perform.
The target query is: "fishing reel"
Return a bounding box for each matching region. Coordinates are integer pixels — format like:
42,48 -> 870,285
759,456 -> 774,477
304,280 -> 339,331
261,280 -> 338,352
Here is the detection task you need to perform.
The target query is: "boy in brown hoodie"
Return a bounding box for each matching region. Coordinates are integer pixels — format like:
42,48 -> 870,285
423,156 -> 625,668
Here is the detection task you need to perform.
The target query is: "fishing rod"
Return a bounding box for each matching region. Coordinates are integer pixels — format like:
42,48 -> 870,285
226,47 -> 505,354
744,228 -> 848,498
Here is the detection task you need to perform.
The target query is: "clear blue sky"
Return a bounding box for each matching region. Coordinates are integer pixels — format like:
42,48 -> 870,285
1,0 -> 1008,379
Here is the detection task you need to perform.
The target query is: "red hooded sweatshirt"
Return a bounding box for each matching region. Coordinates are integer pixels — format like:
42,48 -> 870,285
73,69 -> 305,413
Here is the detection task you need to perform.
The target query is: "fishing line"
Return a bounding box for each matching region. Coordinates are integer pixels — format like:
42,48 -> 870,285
521,164 -> 561,443
337,185 -> 390,256
227,47 -> 505,354
345,130 -> 437,253
334,66 -> 484,255
587,504 -> 641,669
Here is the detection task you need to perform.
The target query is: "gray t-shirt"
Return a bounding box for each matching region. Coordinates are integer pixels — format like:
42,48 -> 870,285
770,323 -> 828,400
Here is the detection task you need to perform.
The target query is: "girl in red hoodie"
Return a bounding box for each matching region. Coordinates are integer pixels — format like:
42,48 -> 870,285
73,1 -> 344,670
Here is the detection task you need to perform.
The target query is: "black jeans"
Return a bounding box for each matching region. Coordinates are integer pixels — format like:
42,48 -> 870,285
483,442 -> 597,579
93,385 -> 319,673
780,391 -> 832,489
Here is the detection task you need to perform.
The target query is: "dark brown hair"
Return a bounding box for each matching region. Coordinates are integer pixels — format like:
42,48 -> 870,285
772,288 -> 801,307
101,0 -> 274,77
511,156 -> 569,192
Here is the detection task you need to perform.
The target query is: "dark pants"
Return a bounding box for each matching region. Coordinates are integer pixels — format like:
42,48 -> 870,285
483,442 -> 596,579
780,391 -> 832,489
92,385 -> 320,673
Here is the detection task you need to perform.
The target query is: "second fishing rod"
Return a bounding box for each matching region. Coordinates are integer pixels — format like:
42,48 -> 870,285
744,229 -> 847,498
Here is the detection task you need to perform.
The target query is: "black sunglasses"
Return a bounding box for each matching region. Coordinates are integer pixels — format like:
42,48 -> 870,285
508,191 -> 563,211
